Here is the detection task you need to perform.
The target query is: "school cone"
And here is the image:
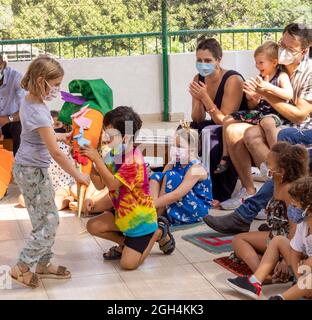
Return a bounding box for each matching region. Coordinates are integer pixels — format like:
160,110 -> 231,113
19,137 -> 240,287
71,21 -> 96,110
72,107 -> 104,218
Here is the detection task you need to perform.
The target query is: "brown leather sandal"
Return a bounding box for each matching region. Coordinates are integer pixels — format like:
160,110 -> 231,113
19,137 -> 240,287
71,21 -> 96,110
36,263 -> 71,279
10,265 -> 40,289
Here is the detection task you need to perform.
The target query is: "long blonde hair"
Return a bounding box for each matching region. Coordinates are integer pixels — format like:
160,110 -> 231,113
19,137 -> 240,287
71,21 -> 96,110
21,55 -> 64,96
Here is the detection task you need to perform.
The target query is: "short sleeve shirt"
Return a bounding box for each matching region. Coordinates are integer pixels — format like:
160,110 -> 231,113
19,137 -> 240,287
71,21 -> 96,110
104,147 -> 158,238
290,221 -> 312,257
15,98 -> 53,168
281,55 -> 312,130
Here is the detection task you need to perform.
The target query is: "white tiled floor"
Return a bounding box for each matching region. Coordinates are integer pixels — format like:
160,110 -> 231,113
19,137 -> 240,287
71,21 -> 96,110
0,183 -> 292,300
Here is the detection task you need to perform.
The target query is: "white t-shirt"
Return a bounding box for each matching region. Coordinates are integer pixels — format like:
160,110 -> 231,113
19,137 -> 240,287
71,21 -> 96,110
290,221 -> 312,257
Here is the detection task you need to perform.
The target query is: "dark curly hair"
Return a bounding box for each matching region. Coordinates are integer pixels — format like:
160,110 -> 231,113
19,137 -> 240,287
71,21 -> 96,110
289,177 -> 312,212
271,142 -> 309,183
103,106 -> 142,137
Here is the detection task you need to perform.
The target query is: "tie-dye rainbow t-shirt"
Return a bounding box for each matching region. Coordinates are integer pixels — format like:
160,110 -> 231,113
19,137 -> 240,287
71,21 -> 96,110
104,147 -> 158,237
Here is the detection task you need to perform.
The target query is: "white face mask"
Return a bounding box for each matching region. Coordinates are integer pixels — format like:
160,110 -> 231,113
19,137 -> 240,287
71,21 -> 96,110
278,48 -> 298,65
170,146 -> 189,163
42,80 -> 60,101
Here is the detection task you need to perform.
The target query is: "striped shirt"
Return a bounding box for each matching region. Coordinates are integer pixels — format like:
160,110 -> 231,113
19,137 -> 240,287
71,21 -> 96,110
281,55 -> 312,130
0,67 -> 26,118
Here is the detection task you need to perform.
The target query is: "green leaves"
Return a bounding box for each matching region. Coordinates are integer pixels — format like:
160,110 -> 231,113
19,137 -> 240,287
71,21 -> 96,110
0,0 -> 310,54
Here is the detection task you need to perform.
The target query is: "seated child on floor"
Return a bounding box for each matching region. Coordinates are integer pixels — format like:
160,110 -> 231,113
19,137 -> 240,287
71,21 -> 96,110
215,41 -> 293,174
227,177 -> 312,300
81,106 -> 175,270
231,142 -> 309,282
149,121 -> 213,225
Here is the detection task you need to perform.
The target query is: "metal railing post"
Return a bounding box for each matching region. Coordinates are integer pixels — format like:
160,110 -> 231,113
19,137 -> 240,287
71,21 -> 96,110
161,0 -> 169,122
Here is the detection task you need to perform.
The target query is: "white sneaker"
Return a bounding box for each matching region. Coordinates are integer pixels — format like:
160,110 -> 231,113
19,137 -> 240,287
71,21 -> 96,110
220,188 -> 254,210
255,209 -> 267,220
252,166 -> 268,183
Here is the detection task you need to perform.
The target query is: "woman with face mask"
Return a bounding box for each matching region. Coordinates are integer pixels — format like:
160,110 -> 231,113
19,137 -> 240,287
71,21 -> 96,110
229,142 -> 309,286
188,37 -> 248,203
227,176 -> 312,300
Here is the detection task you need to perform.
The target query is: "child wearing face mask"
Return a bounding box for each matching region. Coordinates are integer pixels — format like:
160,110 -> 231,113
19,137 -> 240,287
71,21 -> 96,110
227,176 -> 312,300
215,41 -> 293,174
229,142 -> 309,287
149,121 -> 213,225
11,56 -> 90,289
80,106 -> 175,269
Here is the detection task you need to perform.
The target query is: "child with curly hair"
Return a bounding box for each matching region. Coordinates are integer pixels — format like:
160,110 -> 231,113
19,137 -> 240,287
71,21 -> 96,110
227,177 -> 312,300
230,142 -> 309,282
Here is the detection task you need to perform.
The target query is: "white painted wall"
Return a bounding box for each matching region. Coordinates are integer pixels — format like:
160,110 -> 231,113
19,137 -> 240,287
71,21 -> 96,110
10,50 -> 257,120
169,50 -> 257,120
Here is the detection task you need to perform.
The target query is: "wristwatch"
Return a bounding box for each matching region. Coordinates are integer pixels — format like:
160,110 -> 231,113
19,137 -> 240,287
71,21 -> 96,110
8,115 -> 14,122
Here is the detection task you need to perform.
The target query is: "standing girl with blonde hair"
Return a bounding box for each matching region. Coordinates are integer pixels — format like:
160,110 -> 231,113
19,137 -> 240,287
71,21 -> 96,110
10,56 -> 90,288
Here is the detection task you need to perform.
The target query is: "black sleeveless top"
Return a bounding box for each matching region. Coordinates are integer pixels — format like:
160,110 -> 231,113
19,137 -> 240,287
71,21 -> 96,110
198,70 -> 248,124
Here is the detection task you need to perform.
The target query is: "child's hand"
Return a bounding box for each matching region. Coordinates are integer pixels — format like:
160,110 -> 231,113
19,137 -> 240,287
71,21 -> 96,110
243,79 -> 261,101
255,75 -> 272,91
76,173 -> 90,186
243,82 -> 261,101
80,145 -> 101,162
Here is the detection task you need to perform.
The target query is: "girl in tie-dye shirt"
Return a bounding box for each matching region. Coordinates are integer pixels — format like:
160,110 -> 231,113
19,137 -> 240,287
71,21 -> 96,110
81,106 -> 175,270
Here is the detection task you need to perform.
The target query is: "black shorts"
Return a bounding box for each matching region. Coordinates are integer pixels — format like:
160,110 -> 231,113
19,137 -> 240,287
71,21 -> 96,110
124,232 -> 155,254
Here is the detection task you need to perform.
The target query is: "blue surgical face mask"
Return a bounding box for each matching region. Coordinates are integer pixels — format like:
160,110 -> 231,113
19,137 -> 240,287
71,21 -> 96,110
287,205 -> 310,224
196,62 -> 216,77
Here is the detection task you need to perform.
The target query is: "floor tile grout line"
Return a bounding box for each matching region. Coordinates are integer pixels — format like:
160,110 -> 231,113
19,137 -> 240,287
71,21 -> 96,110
115,272 -> 136,299
192,262 -> 227,300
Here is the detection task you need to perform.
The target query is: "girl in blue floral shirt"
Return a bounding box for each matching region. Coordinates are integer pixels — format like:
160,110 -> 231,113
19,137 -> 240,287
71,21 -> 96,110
150,122 -> 213,225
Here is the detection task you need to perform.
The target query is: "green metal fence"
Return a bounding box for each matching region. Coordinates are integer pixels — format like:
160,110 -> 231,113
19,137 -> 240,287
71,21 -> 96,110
0,28 -> 283,61
0,27 -> 284,122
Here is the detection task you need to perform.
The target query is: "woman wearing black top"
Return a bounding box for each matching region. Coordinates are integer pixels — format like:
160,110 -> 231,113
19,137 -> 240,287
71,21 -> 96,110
189,37 -> 248,202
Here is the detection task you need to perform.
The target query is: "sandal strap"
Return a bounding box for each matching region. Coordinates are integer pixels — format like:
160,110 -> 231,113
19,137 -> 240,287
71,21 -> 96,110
108,245 -> 122,255
13,265 -> 39,287
103,245 -> 123,259
56,266 -> 67,276
160,233 -> 176,254
157,216 -> 169,243
28,273 -> 39,287
14,266 -> 26,282
37,263 -> 68,276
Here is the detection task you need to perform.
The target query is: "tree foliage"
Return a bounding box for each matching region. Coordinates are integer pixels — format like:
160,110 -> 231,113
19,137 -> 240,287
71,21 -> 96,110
0,0 -> 310,39
0,0 -> 310,58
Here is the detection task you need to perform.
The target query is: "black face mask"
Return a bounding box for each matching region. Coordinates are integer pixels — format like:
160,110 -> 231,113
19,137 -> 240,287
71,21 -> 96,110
54,127 -> 66,133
